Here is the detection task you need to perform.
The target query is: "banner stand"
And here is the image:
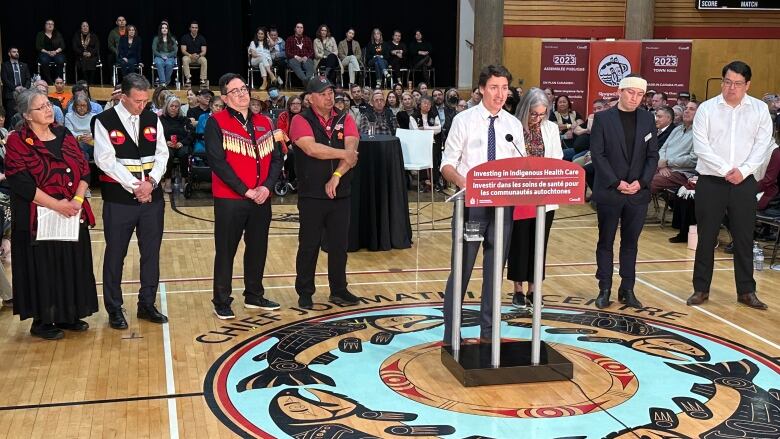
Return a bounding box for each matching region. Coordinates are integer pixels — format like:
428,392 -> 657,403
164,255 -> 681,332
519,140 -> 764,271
440,161 -> 577,387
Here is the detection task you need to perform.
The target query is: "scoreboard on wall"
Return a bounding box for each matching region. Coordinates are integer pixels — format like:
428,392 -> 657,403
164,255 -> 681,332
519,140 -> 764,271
697,0 -> 780,10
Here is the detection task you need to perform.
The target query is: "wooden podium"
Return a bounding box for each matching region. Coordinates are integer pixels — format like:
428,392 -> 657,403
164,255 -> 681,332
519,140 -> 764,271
441,157 -> 586,387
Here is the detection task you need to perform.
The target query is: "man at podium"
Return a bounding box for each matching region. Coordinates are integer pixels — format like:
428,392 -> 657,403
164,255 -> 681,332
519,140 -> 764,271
439,65 -> 525,344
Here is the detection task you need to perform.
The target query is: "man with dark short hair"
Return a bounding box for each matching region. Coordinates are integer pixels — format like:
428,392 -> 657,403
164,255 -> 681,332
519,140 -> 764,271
180,21 -> 208,87
289,76 -> 360,309
439,64 -> 525,344
1,47 -> 31,125
205,73 -> 284,319
92,73 -> 170,329
655,105 -> 676,147
286,23 -> 315,84
688,61 -> 774,310
591,74 -> 658,310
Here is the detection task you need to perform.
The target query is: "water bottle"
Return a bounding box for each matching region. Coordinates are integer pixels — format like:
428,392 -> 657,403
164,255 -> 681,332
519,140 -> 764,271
754,242 -> 764,271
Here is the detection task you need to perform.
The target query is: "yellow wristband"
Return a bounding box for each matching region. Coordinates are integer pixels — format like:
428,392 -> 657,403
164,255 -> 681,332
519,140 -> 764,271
333,171 -> 342,178
73,195 -> 84,203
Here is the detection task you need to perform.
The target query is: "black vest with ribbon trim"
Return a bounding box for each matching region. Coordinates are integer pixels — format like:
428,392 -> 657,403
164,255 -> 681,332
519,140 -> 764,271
93,107 -> 162,205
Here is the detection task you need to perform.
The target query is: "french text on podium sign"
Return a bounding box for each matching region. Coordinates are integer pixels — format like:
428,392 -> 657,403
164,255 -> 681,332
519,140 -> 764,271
465,157 -> 586,207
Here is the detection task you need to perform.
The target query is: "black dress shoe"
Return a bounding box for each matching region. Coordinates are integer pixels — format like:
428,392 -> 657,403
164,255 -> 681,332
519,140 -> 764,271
618,288 -> 643,308
686,291 -> 709,306
30,322 -> 64,340
668,235 -> 686,243
737,292 -> 768,310
108,310 -> 129,330
511,292 -> 525,307
298,295 -> 314,310
329,290 -> 360,305
137,304 -> 169,323
56,320 -> 89,331
595,289 -> 611,309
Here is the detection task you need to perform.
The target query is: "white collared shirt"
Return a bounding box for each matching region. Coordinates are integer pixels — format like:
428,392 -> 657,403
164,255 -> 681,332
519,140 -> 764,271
440,102 -> 525,176
94,101 -> 169,193
693,93 -> 775,178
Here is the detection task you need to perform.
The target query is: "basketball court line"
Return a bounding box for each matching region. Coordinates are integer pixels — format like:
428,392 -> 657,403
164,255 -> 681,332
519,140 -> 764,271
159,283 -> 180,439
634,276 -> 780,351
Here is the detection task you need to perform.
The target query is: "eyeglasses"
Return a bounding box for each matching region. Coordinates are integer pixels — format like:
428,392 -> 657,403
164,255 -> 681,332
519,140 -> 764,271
529,111 -> 547,119
31,102 -> 54,112
722,79 -> 746,88
226,86 -> 249,96
290,102 -> 302,106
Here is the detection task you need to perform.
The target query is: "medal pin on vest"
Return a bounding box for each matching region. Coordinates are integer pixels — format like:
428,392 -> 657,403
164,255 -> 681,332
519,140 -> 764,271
109,130 -> 126,145
143,126 -> 157,142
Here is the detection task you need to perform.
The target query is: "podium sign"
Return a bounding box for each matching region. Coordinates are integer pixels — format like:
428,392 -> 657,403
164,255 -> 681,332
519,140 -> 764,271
465,157 -> 586,207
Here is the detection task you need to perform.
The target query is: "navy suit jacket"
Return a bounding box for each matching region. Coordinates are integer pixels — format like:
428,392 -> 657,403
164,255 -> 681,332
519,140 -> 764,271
590,106 -> 659,205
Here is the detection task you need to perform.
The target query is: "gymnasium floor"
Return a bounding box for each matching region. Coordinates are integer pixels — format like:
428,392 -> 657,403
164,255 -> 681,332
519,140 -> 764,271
0,191 -> 778,438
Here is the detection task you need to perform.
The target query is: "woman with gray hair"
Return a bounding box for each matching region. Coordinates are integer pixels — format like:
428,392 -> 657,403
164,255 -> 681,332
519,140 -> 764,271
508,87 -> 564,308
64,93 -> 95,160
4,89 -> 97,339
160,94 -> 194,192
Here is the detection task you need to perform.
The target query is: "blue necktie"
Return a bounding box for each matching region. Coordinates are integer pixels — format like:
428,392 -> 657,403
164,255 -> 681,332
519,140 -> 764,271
487,115 -> 497,161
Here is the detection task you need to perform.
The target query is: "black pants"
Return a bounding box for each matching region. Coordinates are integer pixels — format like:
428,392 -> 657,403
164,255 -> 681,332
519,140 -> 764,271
295,197 -> 350,298
693,175 -> 756,295
432,141 -> 443,187
507,210 -> 555,283
320,53 -> 340,84
596,200 -> 648,291
388,56 -> 405,83
102,199 -> 164,312
442,206 -> 513,342
212,198 -> 271,307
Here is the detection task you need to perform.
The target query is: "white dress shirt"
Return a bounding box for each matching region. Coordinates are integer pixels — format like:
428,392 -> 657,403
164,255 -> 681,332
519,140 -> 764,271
440,102 -> 525,177
94,101 -> 169,194
411,112 -> 441,135
693,93 -> 775,178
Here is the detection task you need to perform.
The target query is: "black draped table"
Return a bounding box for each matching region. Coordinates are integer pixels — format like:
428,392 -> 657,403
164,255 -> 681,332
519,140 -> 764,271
348,134 -> 412,251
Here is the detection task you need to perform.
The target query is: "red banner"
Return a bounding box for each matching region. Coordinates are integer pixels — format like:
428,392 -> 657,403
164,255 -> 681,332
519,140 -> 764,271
640,41 -> 692,106
586,41 -> 642,107
465,157 -> 585,207
539,40 -> 590,116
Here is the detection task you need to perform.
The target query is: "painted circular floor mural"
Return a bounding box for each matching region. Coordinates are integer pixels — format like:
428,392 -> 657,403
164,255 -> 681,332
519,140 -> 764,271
204,303 -> 780,438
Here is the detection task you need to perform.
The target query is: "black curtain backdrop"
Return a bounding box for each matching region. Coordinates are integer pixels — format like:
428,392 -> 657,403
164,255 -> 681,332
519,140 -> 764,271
1,0 -> 457,87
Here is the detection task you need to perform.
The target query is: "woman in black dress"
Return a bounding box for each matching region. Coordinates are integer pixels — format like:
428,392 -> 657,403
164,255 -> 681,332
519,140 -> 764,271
5,89 -> 98,340
159,95 -> 194,193
508,88 -> 564,307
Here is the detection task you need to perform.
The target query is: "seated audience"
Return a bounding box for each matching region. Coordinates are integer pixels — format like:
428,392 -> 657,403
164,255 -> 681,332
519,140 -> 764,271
267,27 -> 286,87
48,77 -> 71,107
456,99 -> 467,113
35,19 -> 66,84
350,84 -> 369,113
248,27 -> 278,90
152,21 -> 178,86
159,95 -> 194,193
66,83 -> 102,115
338,29 -> 363,87
386,91 -> 400,115
366,28 -> 390,88
566,98 -> 607,161
180,88 -> 197,115
103,84 -> 123,110
758,147 -> 780,215
550,94 -> 583,151
180,21 -> 208,87
466,87 -> 481,108
388,31 -> 406,86
444,88 -> 459,110
651,101 -> 699,195
412,89 -> 422,105
396,91 -> 417,129
508,88 -> 564,307
107,16 -> 127,67
411,95 -> 442,191
651,91 -> 667,112
314,25 -> 340,85
64,94 -> 95,160
655,105 -> 676,147
150,85 -> 171,115
286,23 -> 315,84
677,91 -> 691,108
672,104 -> 683,125
72,21 -> 100,85
432,88 -> 455,142
32,80 -> 64,125
267,86 -> 287,110
2,47 -> 32,124
643,89 -> 656,110
193,96 -> 223,154
418,82 -> 429,96
117,25 -> 142,77
187,88 -> 213,126
360,89 -> 399,135
276,95 -> 303,188
408,30 -> 432,84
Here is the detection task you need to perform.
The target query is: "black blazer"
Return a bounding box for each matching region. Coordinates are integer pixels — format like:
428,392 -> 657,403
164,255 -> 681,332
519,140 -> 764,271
590,106 -> 659,205
1,61 -> 31,98
656,122 -> 676,148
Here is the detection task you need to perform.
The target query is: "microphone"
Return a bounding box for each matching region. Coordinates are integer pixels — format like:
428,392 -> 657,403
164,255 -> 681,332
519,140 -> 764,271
505,134 -> 524,157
